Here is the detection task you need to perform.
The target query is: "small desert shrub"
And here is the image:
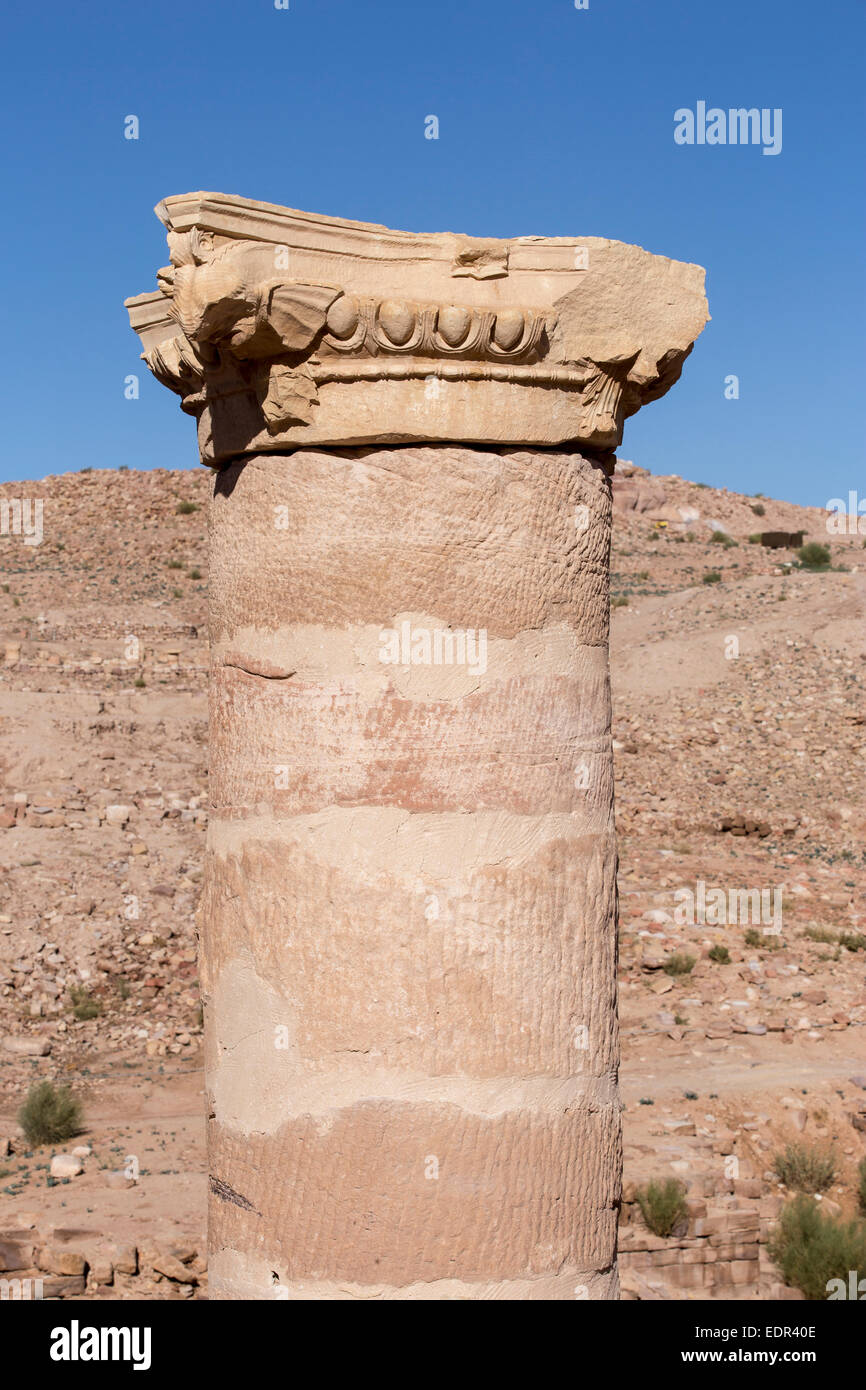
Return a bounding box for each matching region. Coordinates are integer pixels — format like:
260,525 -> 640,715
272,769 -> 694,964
839,932 -> 866,953
171,588 -> 183,599
636,569 -> 649,581
708,945 -> 730,964
751,502 -> 766,516
710,530 -> 736,548
768,1195 -> 866,1300
134,677 -> 146,689
188,568 -> 202,580
611,594 -> 630,608
858,1158 -> 866,1216
748,533 -> 761,544
175,500 -> 199,515
744,927 -> 781,951
663,952 -> 696,977
796,542 -> 831,571
702,571 -> 721,585
18,1081 -> 82,1147
69,985 -> 101,1022
637,1179 -> 688,1237
167,559 -> 182,570
805,925 -> 838,945
773,1142 -> 836,1194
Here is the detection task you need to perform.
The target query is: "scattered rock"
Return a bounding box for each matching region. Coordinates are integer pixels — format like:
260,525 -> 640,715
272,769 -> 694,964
49,1154 -> 83,1179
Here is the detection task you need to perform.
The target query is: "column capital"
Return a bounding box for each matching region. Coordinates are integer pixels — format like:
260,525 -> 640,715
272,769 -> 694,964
125,191 -> 708,467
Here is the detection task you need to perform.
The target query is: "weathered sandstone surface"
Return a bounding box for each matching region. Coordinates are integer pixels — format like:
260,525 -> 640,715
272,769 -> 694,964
123,193 -> 708,1299
126,191 -> 708,464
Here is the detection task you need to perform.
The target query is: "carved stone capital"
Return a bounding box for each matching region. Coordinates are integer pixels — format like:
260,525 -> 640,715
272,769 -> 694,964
125,192 -> 708,466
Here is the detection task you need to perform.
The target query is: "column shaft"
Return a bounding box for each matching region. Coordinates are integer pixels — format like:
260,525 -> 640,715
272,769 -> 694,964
202,444 -> 620,1300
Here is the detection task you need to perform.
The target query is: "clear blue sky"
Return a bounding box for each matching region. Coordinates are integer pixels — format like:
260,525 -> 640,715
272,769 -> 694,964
1,0 -> 863,505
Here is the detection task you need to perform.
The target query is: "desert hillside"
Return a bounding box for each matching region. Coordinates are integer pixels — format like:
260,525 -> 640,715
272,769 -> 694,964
0,458 -> 863,1299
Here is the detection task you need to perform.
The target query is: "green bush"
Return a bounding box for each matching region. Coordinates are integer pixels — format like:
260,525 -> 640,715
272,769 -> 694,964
769,1195 -> 866,1300
663,952 -> 696,977
839,932 -> 866,953
748,533 -> 762,543
710,530 -> 735,546
175,500 -> 199,515
708,945 -> 730,963
702,571 -> 721,585
18,1081 -> 83,1147
751,502 -> 766,516
637,1179 -> 688,1237
745,927 -> 781,951
796,542 -> 831,571
611,594 -> 630,608
188,568 -> 202,580
69,985 -> 101,1022
858,1159 -> 866,1216
773,1142 -> 836,1194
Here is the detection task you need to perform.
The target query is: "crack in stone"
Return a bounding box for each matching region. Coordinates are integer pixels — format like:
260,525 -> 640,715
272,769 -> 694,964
209,1175 -> 261,1215
224,662 -> 296,681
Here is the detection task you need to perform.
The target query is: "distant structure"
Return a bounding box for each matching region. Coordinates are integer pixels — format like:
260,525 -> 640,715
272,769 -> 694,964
127,192 -> 708,1301
760,530 -> 805,550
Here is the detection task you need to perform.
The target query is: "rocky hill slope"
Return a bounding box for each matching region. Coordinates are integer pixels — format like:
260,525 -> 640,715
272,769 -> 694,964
0,459 -> 862,1300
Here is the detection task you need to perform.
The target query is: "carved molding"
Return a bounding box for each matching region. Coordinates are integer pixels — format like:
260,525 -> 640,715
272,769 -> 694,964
141,234 -> 561,433
321,295 -> 549,361
125,193 -> 709,464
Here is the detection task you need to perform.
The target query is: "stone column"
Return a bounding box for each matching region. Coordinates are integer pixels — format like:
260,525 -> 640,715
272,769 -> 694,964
127,193 -> 707,1300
